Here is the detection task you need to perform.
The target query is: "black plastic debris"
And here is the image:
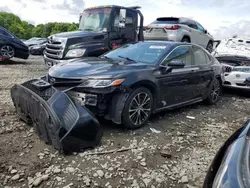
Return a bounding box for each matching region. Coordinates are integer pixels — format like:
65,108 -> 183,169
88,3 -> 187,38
11,79 -> 103,154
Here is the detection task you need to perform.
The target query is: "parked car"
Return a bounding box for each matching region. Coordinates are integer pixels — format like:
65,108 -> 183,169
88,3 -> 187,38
144,17 -> 214,53
11,41 -> 223,152
203,119 -> 250,188
0,26 -> 29,60
29,42 -> 47,56
24,37 -> 47,47
213,37 -> 250,90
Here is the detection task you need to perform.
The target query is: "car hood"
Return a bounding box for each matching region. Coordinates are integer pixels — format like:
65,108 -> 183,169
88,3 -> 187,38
213,37 -> 250,58
48,57 -> 154,79
52,30 -> 106,39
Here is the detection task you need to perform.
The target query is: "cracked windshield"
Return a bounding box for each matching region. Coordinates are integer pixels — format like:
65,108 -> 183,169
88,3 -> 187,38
0,0 -> 250,188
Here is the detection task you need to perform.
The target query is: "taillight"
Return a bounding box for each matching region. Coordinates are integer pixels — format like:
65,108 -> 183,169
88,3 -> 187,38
146,27 -> 151,31
165,25 -> 181,30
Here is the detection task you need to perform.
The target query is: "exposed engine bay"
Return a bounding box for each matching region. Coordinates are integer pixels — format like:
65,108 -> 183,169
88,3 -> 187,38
213,37 -> 250,90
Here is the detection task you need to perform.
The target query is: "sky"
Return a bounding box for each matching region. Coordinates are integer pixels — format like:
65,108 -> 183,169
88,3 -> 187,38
1,0 -> 250,38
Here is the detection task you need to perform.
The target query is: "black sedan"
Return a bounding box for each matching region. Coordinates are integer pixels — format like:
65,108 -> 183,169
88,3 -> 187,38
0,26 -> 29,60
29,42 -> 46,56
11,41 -> 223,152
24,37 -> 47,47
203,119 -> 250,188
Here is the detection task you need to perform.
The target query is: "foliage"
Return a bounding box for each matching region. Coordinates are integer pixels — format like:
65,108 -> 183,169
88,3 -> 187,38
0,12 -> 79,39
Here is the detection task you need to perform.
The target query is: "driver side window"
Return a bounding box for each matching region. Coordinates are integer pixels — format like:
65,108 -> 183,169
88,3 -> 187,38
162,46 -> 193,66
112,11 -> 120,31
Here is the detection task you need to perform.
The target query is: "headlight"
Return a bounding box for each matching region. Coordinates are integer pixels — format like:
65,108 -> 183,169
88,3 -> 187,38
65,49 -> 86,58
78,79 -> 124,88
212,141 -> 237,188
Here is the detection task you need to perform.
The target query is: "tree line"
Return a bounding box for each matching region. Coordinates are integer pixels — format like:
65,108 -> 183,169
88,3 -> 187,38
0,12 -> 79,39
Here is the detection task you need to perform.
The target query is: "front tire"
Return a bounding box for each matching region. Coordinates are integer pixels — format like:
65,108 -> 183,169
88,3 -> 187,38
0,45 -> 15,59
122,87 -> 153,129
205,78 -> 221,104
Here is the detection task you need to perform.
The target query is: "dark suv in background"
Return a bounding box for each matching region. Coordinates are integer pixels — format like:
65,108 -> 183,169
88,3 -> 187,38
0,26 -> 29,60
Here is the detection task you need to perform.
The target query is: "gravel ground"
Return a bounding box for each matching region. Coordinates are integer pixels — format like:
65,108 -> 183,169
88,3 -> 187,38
0,56 -> 250,188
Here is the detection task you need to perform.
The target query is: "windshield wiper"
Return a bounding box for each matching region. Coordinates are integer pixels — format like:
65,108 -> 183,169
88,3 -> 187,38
80,28 -> 94,31
118,56 -> 137,63
101,55 -> 112,60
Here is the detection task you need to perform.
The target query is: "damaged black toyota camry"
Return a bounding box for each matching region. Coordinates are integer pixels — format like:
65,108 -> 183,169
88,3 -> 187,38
11,41 -> 223,153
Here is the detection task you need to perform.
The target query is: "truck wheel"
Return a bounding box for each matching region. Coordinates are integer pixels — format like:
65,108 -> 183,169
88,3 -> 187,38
206,41 -> 213,53
0,45 -> 15,59
122,87 -> 153,129
205,78 -> 221,105
45,60 -> 53,69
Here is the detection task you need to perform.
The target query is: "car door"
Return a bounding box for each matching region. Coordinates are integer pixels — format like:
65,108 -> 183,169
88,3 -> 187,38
195,21 -> 210,48
156,45 -> 197,107
185,19 -> 201,44
191,45 -> 214,98
109,9 -> 137,49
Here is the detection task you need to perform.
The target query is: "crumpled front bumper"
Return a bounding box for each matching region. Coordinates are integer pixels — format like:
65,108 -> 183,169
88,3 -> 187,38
10,79 -> 103,154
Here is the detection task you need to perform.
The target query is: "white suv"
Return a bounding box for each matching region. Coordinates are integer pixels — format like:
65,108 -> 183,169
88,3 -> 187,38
144,17 -> 214,52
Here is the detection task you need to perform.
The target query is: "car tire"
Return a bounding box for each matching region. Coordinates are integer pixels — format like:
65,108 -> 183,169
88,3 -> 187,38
205,78 -> 221,105
122,87 -> 153,129
206,41 -> 213,53
0,45 -> 15,59
181,37 -> 190,43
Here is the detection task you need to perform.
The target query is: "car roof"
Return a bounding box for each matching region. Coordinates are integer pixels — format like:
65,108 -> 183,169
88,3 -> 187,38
85,5 -> 140,11
155,17 -> 194,21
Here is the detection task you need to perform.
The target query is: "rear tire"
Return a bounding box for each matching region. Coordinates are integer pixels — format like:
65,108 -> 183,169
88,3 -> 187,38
205,78 -> 221,105
0,45 -> 15,59
122,87 -> 153,129
181,37 -> 190,43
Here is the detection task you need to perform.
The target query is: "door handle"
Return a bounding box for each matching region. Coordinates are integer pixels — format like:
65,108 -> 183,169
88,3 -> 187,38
180,80 -> 188,84
190,69 -> 197,73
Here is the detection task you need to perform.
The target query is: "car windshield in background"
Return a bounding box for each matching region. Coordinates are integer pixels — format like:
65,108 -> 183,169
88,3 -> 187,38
152,17 -> 179,24
79,8 -> 111,32
103,42 -> 170,64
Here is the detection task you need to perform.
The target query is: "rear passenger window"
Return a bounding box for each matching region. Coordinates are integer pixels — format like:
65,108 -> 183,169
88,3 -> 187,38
162,46 -> 193,66
193,46 -> 207,65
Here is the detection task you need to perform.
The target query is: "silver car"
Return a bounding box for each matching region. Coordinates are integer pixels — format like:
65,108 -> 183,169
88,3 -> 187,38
144,17 -> 214,53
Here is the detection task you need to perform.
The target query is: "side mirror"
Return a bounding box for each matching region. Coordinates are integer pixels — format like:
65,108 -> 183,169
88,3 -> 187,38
204,29 -> 208,34
168,60 -> 185,68
119,9 -> 126,28
79,13 -> 82,23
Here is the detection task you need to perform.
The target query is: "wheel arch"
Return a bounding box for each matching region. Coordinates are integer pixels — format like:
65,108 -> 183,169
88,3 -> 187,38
181,35 -> 191,43
130,80 -> 158,109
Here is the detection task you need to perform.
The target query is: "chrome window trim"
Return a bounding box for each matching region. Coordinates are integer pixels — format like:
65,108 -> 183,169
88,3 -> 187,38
159,44 -> 193,68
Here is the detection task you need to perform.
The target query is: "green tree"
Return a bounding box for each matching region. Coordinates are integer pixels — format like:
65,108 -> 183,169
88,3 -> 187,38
0,12 -> 79,39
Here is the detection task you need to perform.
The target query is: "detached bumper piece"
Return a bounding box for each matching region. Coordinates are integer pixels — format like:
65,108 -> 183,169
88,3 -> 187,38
11,79 -> 103,154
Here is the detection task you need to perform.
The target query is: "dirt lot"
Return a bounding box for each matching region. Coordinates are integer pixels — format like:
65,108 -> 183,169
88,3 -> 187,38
0,56 -> 250,188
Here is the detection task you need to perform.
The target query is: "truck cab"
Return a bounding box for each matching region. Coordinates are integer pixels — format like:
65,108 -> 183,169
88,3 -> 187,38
44,5 -> 144,67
